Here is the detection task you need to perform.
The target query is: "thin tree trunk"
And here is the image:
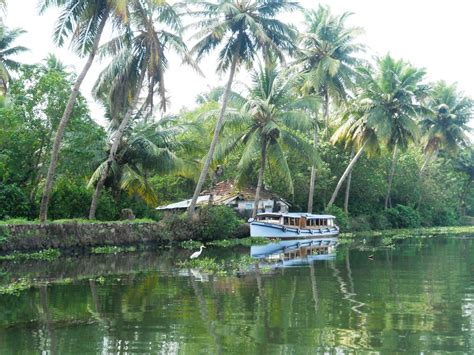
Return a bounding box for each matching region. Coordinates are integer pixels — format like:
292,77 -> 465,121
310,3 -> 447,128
344,146 -> 355,214
187,54 -> 239,218
384,145 -> 398,210
417,150 -> 436,208
327,140 -> 368,210
89,69 -> 147,219
323,90 -> 329,139
39,15 -> 108,223
419,153 -> 431,178
307,112 -> 319,213
252,141 -> 268,218
459,179 -> 472,217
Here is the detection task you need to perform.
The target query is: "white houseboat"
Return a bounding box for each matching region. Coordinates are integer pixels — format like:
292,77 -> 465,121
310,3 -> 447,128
248,212 -> 339,238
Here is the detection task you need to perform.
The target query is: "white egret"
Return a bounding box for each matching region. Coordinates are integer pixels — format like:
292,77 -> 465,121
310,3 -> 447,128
190,245 -> 205,259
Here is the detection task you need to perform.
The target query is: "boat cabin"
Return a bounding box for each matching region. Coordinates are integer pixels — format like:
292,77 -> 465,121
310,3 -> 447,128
254,213 -> 337,230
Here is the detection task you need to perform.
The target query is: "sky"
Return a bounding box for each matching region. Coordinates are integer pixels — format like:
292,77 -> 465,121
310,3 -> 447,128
4,0 -> 474,126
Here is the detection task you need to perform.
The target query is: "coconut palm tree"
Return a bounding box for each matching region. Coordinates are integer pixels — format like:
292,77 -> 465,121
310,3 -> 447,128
0,26 -> 27,94
295,5 -> 363,213
347,55 -> 427,210
326,99 -> 381,210
88,0 -> 198,219
38,0 -> 133,222
186,0 -> 299,217
419,81 -> 473,176
213,64 -> 317,218
88,117 -> 197,206
455,147 -> 474,216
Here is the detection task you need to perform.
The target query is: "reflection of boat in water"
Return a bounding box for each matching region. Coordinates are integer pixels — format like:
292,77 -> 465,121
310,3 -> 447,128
251,237 -> 338,267
249,212 -> 339,238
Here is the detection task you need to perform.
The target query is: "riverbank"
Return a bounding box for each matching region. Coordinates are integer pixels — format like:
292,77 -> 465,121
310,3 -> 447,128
0,215 -> 472,256
0,215 -> 249,253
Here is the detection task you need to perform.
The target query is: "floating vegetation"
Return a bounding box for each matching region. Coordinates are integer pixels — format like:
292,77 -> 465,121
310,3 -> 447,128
207,237 -> 268,248
179,239 -> 202,250
0,279 -> 32,296
0,249 -> 61,262
91,246 -> 136,254
178,255 -> 263,276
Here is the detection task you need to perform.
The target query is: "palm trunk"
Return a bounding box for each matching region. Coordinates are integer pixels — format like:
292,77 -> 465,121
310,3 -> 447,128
384,145 -> 398,210
417,150 -> 437,208
89,69 -> 147,219
459,179 -> 472,217
252,141 -> 267,218
323,90 -> 329,139
344,146 -> 355,214
419,154 -> 431,178
187,54 -> 239,217
307,112 -> 319,213
326,140 -> 368,210
39,15 -> 108,223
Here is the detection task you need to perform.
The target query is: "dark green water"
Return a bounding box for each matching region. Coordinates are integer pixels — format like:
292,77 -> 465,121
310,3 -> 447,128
1,236 -> 473,354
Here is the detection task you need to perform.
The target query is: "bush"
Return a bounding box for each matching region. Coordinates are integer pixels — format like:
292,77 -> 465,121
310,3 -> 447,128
0,184 -> 29,219
197,206 -> 243,240
369,213 -> 392,230
431,207 -> 459,227
326,206 -> 349,232
385,205 -> 421,229
44,177 -> 117,221
350,215 -> 372,232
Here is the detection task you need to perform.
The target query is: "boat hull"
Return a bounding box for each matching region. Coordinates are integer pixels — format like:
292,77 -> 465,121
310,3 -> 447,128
250,221 -> 339,238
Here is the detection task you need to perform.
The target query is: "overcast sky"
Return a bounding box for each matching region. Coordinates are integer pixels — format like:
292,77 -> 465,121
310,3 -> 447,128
4,0 -> 474,126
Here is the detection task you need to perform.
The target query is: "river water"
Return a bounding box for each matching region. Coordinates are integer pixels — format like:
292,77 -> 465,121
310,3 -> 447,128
0,235 -> 473,353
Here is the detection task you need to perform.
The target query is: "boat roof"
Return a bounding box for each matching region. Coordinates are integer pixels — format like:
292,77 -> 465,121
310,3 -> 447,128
257,212 -> 336,219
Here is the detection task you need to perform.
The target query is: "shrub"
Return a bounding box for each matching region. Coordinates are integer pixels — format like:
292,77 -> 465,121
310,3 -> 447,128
385,205 -> 421,229
197,206 -> 243,240
369,213 -> 392,230
42,177 -> 117,221
0,184 -> 30,220
431,207 -> 459,227
350,215 -> 372,232
326,206 -> 349,232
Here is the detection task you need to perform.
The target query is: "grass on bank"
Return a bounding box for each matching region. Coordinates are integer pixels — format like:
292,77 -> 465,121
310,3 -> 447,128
0,217 -> 158,225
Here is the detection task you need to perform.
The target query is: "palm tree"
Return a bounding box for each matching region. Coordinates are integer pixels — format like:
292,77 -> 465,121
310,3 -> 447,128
186,0 -> 299,217
455,147 -> 474,216
372,57 -> 427,209
295,5 -> 363,213
419,81 -> 473,176
88,0 -> 198,219
326,99 -> 380,210
38,0 -> 131,222
0,26 -> 27,94
335,55 -> 426,210
214,64 -> 317,218
88,117 -> 196,206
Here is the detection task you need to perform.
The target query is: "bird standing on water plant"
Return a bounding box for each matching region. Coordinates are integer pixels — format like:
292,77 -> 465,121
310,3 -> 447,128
190,245 -> 205,259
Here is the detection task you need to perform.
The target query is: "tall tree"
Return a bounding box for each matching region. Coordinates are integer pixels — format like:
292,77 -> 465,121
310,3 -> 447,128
341,55 -> 427,210
88,117 -> 197,207
186,0 -> 298,217
419,81 -> 473,176
214,64 -> 317,218
0,26 -> 27,94
88,0 -> 197,218
38,0 -> 131,222
296,5 -> 363,212
326,100 -> 380,210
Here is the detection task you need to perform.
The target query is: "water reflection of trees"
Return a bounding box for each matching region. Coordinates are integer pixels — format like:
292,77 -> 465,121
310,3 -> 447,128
0,237 -> 473,353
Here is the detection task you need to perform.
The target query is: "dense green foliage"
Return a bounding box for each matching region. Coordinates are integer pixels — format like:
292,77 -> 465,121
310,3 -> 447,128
0,2 -> 472,235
